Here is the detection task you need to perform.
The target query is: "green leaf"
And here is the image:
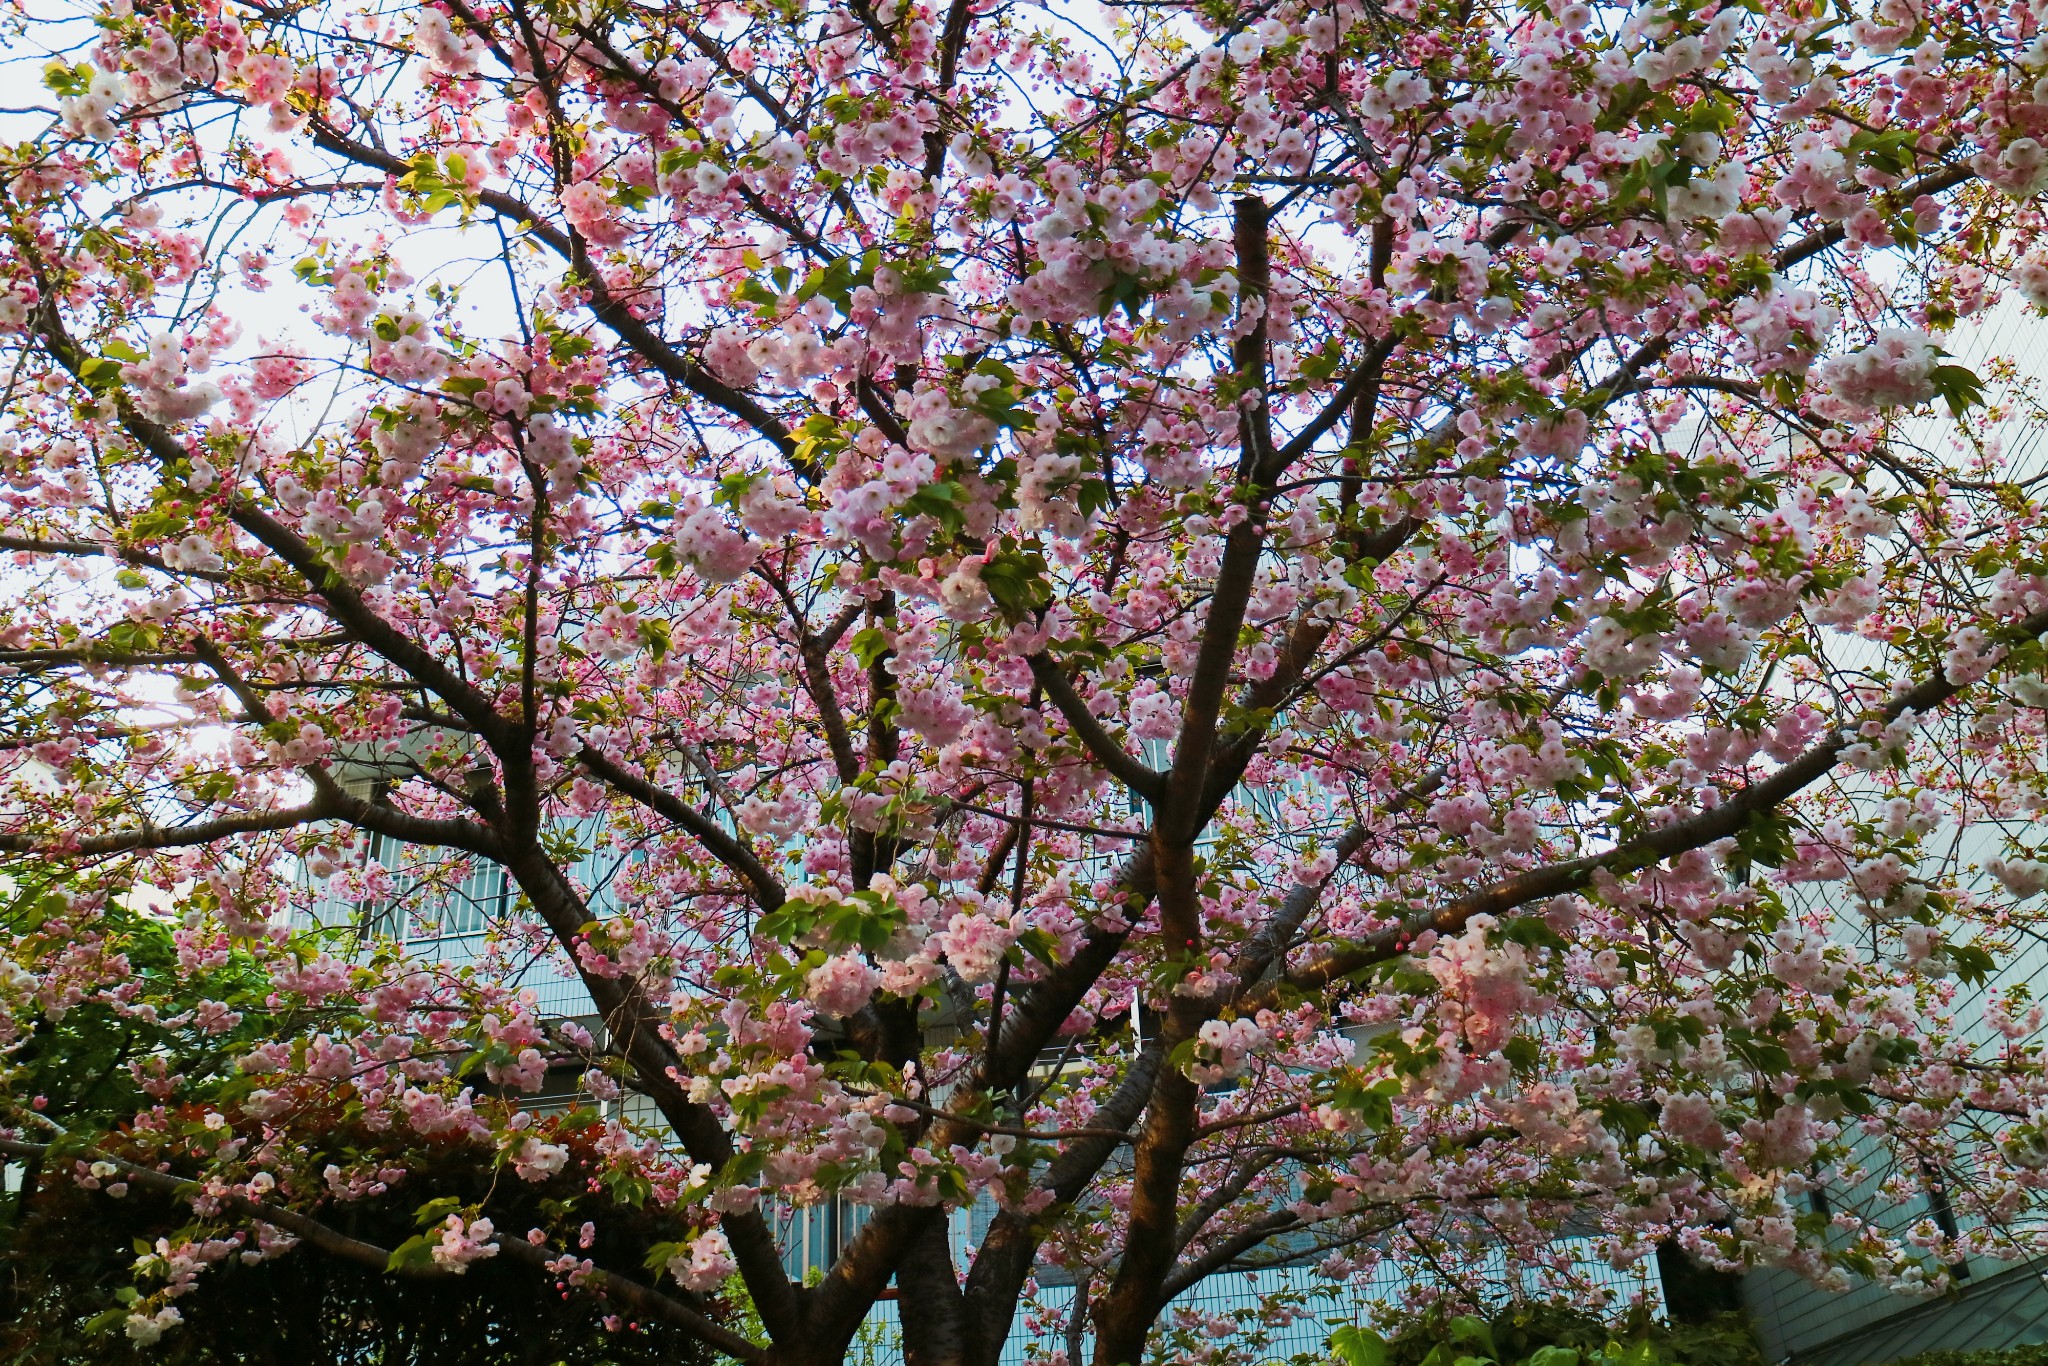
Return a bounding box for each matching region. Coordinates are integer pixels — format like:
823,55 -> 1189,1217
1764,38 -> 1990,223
82,1308 -> 130,1335
1946,941 -> 1995,986
849,627 -> 892,670
76,356 -> 126,392
1930,363 -> 1986,418
733,279 -> 780,311
385,1233 -> 436,1271
413,1194 -> 463,1227
638,617 -> 672,661
981,544 -> 1052,620
1500,917 -> 1567,952
1616,1340 -> 1659,1366
1331,1325 -> 1390,1366
1448,1315 -> 1497,1358
1730,809 -> 1794,875
1015,927 -> 1061,968
44,62 -> 91,95
1329,1076 -> 1399,1130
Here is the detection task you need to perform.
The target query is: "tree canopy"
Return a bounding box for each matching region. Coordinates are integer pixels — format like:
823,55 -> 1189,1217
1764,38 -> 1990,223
5,0 -> 2048,1359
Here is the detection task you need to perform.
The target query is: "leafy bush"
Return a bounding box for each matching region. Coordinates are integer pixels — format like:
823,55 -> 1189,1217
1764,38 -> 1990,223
1889,1349 -> 2048,1366
0,1141 -> 721,1366
1329,1302 -> 1763,1366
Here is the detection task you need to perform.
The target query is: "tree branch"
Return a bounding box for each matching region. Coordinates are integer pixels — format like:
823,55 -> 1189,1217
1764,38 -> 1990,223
1027,654 -> 1164,803
301,117 -> 802,466
1270,603 -> 2048,1004
577,747 -> 786,911
0,802 -> 332,856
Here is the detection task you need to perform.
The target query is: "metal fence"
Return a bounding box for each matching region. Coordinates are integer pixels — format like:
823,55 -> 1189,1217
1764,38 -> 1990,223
828,1242 -> 1663,1366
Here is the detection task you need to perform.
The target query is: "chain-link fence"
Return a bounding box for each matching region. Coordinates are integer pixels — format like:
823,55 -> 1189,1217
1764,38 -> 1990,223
832,1244 -> 1663,1366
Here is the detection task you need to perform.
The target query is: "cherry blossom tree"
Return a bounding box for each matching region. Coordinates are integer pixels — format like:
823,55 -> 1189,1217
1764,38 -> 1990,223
9,0 -> 2048,1359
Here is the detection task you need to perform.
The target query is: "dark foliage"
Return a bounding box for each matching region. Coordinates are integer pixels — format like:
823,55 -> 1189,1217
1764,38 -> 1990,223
0,890 -> 721,1366
1887,1348 -> 2048,1366
0,1140 -> 723,1366
1368,1300 -> 1765,1366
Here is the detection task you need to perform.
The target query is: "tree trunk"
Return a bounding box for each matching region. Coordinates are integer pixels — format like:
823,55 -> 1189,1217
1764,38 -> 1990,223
896,1216 -> 969,1366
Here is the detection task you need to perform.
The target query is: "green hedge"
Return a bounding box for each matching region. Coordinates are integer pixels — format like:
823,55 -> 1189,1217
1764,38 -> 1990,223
1331,1303 -> 1763,1366
1888,1349 -> 2048,1366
